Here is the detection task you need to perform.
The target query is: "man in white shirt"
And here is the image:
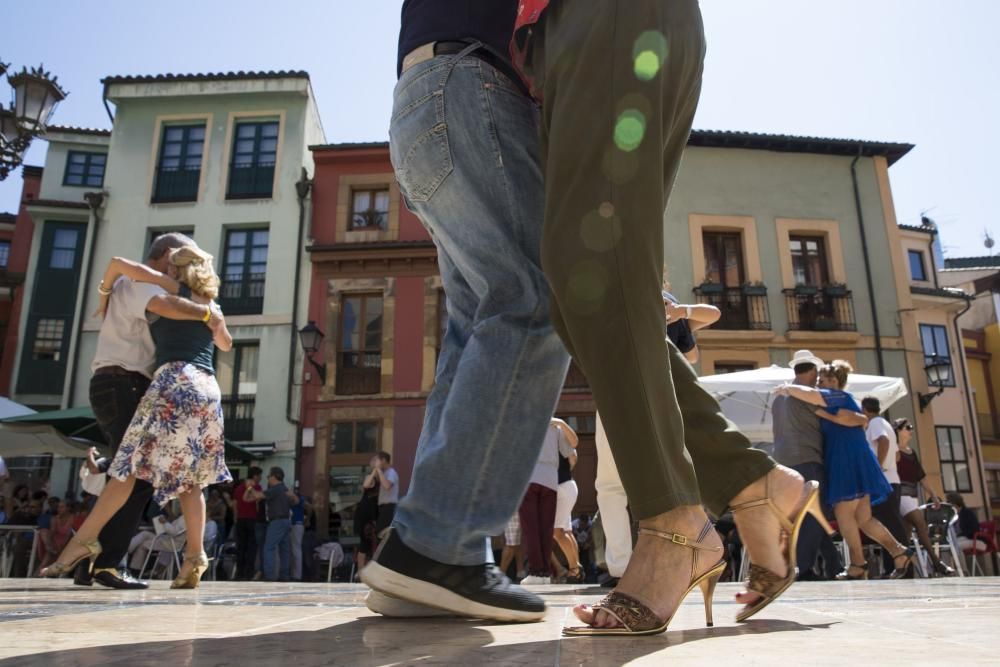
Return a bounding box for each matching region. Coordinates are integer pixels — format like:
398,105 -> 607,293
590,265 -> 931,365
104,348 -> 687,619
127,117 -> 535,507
862,397 -> 909,552
82,233 -> 220,590
366,451 -> 400,539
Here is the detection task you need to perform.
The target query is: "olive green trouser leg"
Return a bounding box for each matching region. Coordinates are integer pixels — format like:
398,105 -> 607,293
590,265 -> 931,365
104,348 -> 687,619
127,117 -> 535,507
530,0 -> 774,519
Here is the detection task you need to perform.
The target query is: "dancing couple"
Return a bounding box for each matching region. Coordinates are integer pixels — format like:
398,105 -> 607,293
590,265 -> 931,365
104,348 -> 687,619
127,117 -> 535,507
362,0 -> 830,636
43,234 -> 233,589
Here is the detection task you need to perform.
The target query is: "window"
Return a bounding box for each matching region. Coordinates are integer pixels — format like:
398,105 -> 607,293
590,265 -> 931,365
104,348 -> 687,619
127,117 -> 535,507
49,229 -> 80,269
936,426 -> 972,493
63,151 -> 106,187
216,343 -> 259,441
702,231 -> 745,287
228,120 -> 279,198
908,250 -> 928,281
0,240 -> 10,269
789,235 -> 830,286
153,124 -> 206,202
337,294 -> 383,395
330,421 -> 380,455
219,229 -> 268,315
920,324 -> 955,387
713,363 -> 755,375
350,188 -> 390,231
32,319 -> 65,361
147,228 -> 195,251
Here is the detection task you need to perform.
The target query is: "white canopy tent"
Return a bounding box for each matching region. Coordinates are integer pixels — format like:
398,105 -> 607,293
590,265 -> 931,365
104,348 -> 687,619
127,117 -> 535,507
0,397 -> 35,420
698,365 -> 909,442
0,423 -> 91,458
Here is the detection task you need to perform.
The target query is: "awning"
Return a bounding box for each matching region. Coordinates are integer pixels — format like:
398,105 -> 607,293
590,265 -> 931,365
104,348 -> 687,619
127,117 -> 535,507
0,422 -> 92,458
0,397 -> 36,420
225,440 -> 262,463
3,406 -> 104,443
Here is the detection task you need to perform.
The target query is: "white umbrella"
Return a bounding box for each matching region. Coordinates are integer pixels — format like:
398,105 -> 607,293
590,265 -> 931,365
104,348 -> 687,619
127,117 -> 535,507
698,365 -> 909,442
0,423 -> 92,458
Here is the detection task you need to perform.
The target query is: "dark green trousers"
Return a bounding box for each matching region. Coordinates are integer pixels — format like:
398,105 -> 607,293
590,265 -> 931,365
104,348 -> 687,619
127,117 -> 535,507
526,0 -> 774,518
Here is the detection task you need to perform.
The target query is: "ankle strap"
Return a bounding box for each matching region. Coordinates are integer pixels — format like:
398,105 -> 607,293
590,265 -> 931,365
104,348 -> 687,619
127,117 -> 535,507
729,475 -> 795,534
637,521 -> 721,553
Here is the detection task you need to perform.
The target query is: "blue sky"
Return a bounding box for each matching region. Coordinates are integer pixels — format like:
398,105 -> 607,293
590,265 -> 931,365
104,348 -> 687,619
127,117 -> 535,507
4,0 -> 998,257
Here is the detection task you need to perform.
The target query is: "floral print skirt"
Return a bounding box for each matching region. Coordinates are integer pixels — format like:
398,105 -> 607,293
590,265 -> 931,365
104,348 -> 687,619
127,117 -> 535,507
111,361 -> 232,506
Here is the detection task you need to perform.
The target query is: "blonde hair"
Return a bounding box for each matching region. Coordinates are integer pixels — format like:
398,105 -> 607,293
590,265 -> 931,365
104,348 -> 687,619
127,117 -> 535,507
819,359 -> 853,389
169,246 -> 220,300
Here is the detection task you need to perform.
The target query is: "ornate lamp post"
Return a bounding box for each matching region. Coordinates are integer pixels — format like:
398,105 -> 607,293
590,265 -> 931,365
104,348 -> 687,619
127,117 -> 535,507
0,61 -> 67,181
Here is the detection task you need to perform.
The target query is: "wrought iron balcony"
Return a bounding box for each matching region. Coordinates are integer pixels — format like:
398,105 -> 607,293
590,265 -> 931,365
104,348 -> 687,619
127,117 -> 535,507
221,394 -> 255,442
218,273 -> 266,316
336,353 -> 382,395
152,166 -> 200,203
693,285 -> 771,330
782,286 -> 857,332
227,163 -> 275,199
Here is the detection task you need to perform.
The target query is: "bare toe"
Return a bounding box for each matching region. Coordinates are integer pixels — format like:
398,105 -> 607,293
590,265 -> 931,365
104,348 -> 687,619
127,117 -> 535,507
573,604 -> 596,625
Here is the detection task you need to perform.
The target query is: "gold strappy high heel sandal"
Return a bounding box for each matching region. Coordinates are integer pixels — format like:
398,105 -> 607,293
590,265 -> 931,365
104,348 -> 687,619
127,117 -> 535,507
732,478 -> 833,622
40,538 -> 102,578
170,552 -> 210,589
563,521 -> 726,636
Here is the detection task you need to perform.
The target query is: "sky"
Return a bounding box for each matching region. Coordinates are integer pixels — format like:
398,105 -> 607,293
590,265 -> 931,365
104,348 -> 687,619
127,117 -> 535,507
4,0 -> 999,258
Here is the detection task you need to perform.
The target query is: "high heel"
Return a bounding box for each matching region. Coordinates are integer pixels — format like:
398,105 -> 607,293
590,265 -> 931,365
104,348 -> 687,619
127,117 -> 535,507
889,546 -> 915,580
563,520 -> 725,636
40,539 -> 101,578
732,478 -> 833,623
836,563 -> 869,580
170,552 -> 210,589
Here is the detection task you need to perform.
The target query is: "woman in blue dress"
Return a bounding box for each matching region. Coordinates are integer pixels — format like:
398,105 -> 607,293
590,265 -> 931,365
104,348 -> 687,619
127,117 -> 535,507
776,361 -> 913,579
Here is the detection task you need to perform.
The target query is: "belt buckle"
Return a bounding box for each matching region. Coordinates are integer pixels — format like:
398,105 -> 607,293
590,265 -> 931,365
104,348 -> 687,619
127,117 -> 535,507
401,42 -> 436,74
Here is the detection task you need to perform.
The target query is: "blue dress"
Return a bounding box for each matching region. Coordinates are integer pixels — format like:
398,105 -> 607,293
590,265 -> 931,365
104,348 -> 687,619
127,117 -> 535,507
819,389 -> 892,507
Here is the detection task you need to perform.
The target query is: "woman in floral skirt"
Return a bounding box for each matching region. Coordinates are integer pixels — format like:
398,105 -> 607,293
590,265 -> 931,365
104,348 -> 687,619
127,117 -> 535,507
44,245 -> 233,588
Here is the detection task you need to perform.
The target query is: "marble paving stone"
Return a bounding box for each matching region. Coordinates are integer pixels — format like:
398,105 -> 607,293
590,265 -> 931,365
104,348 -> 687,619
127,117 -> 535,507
0,579 -> 998,666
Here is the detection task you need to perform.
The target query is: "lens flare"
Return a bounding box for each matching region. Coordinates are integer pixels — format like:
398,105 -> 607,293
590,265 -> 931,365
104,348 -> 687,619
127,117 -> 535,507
633,31 -> 669,81
614,109 -> 646,152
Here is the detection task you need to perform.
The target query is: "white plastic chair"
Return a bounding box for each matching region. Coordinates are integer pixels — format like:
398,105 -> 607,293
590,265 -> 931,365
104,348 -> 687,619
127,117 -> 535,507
139,532 -> 185,580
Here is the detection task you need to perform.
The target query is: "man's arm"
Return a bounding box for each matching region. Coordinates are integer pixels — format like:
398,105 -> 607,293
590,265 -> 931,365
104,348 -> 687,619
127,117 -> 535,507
378,469 -> 394,491
775,384 -> 828,407
875,435 -> 890,468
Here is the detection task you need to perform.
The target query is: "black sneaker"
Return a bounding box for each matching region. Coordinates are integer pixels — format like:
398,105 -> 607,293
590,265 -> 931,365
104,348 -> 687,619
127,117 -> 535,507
360,529 -> 546,622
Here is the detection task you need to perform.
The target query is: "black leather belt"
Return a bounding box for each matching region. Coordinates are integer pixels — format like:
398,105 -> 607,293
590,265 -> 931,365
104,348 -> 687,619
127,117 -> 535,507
94,366 -> 143,377
402,40 -> 531,98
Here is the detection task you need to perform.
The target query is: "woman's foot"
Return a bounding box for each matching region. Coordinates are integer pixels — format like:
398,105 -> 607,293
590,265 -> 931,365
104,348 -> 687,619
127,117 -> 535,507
889,547 -> 915,579
836,563 -> 868,580
40,538 -> 101,578
933,560 -> 956,577
730,465 -> 806,608
572,505 -> 722,629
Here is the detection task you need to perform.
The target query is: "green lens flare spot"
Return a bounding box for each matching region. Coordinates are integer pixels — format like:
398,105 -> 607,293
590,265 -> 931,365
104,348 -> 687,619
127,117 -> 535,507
614,110 -> 646,152
634,50 -> 661,81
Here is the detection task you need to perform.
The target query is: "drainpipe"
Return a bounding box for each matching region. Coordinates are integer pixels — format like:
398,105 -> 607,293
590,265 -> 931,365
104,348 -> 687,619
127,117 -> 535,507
65,191 -> 106,408
288,169 -> 312,481
851,150 -> 886,375
953,296 -> 993,520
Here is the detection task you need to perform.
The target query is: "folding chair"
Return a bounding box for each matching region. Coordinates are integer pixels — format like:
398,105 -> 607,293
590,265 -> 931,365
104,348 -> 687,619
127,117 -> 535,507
139,531 -> 185,580
923,503 -> 965,577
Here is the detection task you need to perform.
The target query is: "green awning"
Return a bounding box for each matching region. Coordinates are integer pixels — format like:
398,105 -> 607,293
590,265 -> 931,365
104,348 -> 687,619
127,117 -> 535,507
224,439 -> 261,463
3,406 -> 103,442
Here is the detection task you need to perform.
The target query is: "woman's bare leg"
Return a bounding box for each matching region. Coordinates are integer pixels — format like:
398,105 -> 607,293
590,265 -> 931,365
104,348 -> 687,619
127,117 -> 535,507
856,496 -> 904,555
553,529 -> 581,577
176,487 -> 206,577
48,477 -> 136,566
834,500 -> 864,567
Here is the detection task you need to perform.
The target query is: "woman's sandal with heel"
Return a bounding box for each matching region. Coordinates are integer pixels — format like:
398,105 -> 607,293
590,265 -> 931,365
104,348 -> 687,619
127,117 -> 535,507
732,478 -> 834,622
40,538 -> 102,578
563,521 -> 726,637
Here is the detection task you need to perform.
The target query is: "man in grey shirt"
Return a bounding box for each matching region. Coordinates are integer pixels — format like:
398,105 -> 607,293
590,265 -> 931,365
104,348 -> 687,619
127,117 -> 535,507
772,350 -> 846,580
249,467 -> 298,581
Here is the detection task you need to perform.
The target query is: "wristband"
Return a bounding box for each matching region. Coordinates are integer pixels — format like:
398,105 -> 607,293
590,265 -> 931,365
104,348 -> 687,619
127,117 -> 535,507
685,305 -> 692,320
202,306 -> 212,322
98,281 -> 112,296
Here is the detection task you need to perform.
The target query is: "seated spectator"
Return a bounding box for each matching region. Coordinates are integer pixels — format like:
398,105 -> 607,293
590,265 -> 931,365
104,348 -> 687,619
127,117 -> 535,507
7,499 -> 41,577
36,499 -> 74,574
128,505 -> 187,575
946,492 -> 987,552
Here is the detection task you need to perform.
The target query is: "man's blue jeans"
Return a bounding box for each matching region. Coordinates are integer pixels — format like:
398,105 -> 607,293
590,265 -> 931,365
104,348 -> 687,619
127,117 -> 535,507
389,46 -> 570,566
263,518 -> 291,581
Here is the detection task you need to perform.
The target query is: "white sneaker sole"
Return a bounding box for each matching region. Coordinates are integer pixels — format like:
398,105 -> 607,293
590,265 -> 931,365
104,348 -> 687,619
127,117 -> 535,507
365,590 -> 454,617
360,561 -> 545,623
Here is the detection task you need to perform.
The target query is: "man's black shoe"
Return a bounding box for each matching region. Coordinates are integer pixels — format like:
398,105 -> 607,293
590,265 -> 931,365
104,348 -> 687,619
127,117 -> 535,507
360,529 -> 546,622
73,561 -> 93,587
93,568 -> 149,590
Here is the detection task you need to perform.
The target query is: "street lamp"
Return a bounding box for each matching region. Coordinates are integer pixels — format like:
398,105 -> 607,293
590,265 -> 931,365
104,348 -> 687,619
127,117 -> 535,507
0,61 -> 67,181
919,355 -> 952,412
298,320 -> 327,384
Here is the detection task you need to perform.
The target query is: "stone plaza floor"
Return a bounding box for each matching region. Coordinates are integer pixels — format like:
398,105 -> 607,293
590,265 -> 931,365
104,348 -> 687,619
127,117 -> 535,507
0,578 -> 998,665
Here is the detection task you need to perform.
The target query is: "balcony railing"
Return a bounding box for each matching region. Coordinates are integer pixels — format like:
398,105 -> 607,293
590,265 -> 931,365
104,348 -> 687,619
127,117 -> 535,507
152,166 -> 201,203
218,273 -> 266,316
221,394 -> 256,442
783,287 -> 857,332
336,353 -> 382,395
227,163 -> 275,199
693,286 -> 771,330
564,360 -> 589,390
